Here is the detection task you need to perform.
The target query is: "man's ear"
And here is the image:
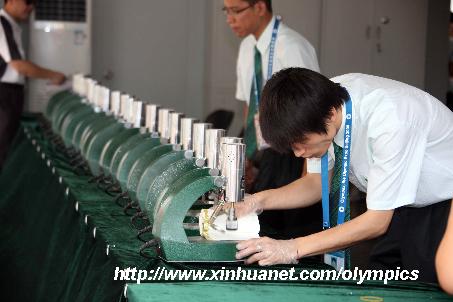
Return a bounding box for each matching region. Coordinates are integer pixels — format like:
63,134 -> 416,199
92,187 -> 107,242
255,1 -> 268,16
327,107 -> 338,123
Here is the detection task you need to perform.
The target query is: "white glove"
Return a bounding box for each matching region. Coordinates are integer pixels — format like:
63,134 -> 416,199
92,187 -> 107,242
236,237 -> 299,266
223,193 -> 264,218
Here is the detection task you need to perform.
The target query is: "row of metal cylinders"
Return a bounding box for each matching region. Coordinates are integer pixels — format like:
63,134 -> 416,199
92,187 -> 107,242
73,75 -> 245,203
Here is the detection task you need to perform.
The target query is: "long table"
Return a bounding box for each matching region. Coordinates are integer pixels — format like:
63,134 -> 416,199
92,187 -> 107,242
0,117 -> 450,302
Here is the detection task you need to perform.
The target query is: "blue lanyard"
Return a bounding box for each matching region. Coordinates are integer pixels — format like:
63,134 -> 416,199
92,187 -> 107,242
321,98 -> 352,229
253,16 -> 281,108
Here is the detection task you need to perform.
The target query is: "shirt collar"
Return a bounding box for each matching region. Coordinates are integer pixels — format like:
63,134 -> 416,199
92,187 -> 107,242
333,103 -> 346,148
0,9 -> 21,32
255,15 -> 276,54
333,90 -> 353,148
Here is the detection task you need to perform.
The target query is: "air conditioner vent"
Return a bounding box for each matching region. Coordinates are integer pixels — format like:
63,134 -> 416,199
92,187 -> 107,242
35,0 -> 86,22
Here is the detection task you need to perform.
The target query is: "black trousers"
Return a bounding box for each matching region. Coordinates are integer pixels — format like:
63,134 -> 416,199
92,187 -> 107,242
250,148 -> 322,240
369,199 -> 452,283
0,83 -> 24,171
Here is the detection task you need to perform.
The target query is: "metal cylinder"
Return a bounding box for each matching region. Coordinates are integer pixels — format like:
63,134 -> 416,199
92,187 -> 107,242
110,91 -> 121,117
180,118 -> 198,150
220,143 -> 245,203
220,138 -> 243,172
126,96 -> 135,124
205,129 -> 226,170
220,137 -> 243,144
192,123 -> 212,159
158,109 -> 173,140
88,79 -> 97,104
101,87 -> 110,113
94,84 -> 101,108
145,104 -> 160,133
169,112 -> 184,145
120,94 -> 130,120
132,100 -> 145,128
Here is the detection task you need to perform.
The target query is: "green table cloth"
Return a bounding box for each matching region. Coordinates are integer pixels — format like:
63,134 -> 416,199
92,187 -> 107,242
0,117 -> 451,302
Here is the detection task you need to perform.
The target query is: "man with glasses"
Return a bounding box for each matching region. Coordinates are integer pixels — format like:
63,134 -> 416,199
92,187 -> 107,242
0,0 -> 66,170
223,0 -> 321,240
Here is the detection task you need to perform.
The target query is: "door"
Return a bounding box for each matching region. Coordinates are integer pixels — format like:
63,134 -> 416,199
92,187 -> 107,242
320,0 -> 375,78
372,0 -> 428,88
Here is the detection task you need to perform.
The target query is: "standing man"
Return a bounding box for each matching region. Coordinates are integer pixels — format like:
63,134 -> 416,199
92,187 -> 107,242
235,68 -> 453,283
0,0 -> 66,170
223,0 -> 321,239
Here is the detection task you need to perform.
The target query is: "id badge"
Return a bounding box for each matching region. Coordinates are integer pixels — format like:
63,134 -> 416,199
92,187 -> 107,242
254,113 -> 270,150
324,251 -> 345,271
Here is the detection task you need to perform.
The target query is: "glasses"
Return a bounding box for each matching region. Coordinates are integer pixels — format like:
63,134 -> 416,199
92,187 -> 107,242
222,5 -> 252,17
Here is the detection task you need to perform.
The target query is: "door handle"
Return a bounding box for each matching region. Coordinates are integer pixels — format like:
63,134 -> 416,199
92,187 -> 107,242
380,16 -> 390,25
103,70 -> 114,81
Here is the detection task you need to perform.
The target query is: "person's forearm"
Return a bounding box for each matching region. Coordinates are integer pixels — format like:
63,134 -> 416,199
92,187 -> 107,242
257,173 -> 324,210
295,209 -> 394,258
9,60 -> 57,80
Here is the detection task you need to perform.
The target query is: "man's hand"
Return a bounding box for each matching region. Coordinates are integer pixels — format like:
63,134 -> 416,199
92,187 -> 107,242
236,237 -> 298,266
224,193 -> 265,218
50,72 -> 66,85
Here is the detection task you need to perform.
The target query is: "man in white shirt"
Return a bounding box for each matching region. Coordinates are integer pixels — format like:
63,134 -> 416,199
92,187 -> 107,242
0,0 -> 65,170
224,0 -> 322,239
235,68 -> 453,283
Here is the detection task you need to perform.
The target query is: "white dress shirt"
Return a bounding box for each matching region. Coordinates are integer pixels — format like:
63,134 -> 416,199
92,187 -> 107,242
307,73 -> 453,210
0,9 -> 25,84
236,16 -> 320,104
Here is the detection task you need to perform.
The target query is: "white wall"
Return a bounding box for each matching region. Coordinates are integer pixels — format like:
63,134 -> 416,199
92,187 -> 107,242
91,0 -> 208,120
90,0 -> 450,129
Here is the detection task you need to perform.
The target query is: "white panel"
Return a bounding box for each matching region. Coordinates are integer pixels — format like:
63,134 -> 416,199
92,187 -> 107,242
91,0 -> 208,121
273,0 -> 322,54
372,0 -> 428,88
320,0 -> 375,78
26,0 -> 92,113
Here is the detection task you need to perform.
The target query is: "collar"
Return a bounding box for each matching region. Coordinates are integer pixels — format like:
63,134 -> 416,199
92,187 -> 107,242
333,92 -> 353,148
254,15 -> 276,54
0,9 -> 21,32
333,104 -> 346,148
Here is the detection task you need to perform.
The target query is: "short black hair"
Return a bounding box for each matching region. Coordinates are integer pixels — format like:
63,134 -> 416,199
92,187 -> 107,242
259,68 -> 348,153
244,0 -> 272,13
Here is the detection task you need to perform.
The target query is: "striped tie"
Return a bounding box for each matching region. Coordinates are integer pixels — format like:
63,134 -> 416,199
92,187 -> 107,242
244,46 -> 262,159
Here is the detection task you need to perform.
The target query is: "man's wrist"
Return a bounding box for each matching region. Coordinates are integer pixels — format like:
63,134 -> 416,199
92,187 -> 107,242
253,191 -> 269,212
294,237 -> 308,259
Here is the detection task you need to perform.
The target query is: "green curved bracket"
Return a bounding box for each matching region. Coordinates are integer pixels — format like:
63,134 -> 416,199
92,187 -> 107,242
61,106 -> 93,148
116,138 -> 161,192
85,123 -> 126,176
80,116 -> 116,156
145,157 -> 198,221
72,113 -> 104,150
51,96 -> 81,134
153,170 -> 237,262
45,90 -> 72,120
110,132 -> 149,178
136,150 -> 187,211
99,127 -> 140,176
127,144 -> 173,202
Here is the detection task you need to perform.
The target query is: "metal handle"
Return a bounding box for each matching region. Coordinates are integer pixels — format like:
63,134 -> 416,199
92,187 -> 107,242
103,69 -> 114,81
380,16 -> 390,25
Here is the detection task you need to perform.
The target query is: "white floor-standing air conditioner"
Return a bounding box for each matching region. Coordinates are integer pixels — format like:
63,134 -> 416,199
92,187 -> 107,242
26,0 -> 91,112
